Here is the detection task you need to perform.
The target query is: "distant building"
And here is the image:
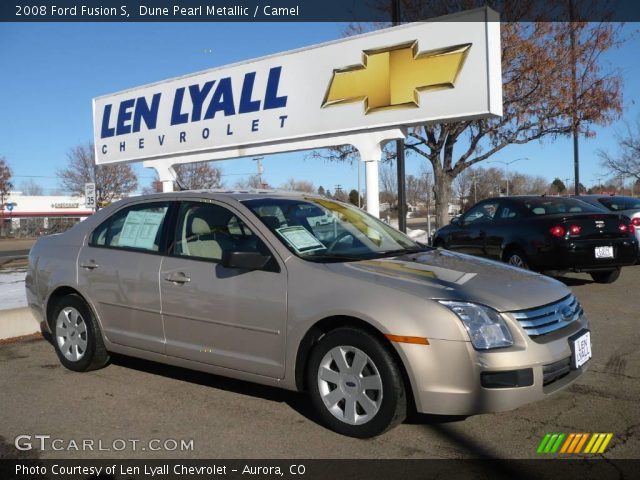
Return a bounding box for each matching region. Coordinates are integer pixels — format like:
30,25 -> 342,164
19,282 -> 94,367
0,192 -> 93,237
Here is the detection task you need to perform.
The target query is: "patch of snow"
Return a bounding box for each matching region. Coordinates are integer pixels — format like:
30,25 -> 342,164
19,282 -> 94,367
0,271 -> 27,310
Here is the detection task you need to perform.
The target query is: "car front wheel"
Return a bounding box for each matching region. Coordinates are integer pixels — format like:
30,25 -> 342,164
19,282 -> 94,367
51,294 -> 109,372
505,249 -> 529,269
307,327 -> 406,438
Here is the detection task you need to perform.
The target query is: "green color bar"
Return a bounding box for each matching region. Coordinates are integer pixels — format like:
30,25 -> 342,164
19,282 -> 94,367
544,434 -> 559,453
550,433 -> 566,453
537,433 -> 553,454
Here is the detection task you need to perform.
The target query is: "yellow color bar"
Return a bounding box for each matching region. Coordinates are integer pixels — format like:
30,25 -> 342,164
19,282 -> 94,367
584,433 -> 599,453
597,433 -> 613,453
585,433 -> 607,453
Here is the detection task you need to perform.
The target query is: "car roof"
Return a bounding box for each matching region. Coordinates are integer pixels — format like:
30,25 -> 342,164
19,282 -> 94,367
116,189 -> 325,204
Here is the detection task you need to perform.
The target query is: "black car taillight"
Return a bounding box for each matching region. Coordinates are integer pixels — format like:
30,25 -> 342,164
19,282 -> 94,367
550,225 -> 565,238
569,224 -> 581,235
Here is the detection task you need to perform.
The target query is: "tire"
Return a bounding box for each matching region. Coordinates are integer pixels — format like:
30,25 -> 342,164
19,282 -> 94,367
307,327 -> 406,438
590,268 -> 621,284
432,238 -> 444,249
504,249 -> 529,269
51,294 -> 109,372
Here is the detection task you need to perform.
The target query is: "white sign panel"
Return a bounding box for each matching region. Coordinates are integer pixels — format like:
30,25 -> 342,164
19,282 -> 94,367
84,183 -> 96,209
93,7 -> 501,165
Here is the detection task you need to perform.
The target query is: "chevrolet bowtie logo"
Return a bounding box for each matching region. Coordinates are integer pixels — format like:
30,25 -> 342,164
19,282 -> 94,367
322,41 -> 471,114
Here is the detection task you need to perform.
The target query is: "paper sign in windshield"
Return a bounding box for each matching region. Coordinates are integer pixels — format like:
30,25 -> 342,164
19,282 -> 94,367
117,210 -> 166,250
276,226 -> 326,253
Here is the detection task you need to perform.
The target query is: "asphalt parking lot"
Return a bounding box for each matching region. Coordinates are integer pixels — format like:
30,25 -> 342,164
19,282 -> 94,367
1,266 -> 638,460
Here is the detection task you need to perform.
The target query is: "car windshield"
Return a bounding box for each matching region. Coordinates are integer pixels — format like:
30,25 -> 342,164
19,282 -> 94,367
597,196 -> 640,211
523,197 -> 603,215
243,197 -> 425,262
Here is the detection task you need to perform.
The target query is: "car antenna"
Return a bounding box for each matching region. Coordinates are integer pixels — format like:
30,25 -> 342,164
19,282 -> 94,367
170,169 -> 188,191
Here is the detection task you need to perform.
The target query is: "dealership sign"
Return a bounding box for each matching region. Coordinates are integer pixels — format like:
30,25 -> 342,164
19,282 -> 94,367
93,7 -> 501,165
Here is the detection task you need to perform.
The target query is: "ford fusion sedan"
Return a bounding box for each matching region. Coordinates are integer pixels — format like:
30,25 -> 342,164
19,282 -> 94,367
27,191 -> 592,437
433,196 -> 638,284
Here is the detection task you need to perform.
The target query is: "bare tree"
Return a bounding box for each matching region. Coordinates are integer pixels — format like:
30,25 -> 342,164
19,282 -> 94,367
379,163 -> 397,209
20,179 -> 45,196
314,4 -> 624,227
0,156 -> 13,211
599,120 -> 640,182
281,178 -> 315,192
235,175 -> 268,189
57,144 -> 138,203
173,162 -> 223,190
509,173 -> 548,195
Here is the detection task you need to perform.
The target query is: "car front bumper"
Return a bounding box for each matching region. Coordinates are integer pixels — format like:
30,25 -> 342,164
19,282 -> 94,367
398,315 -> 590,416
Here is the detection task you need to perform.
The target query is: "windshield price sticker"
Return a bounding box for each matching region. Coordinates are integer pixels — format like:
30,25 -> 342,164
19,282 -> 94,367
276,226 -> 326,253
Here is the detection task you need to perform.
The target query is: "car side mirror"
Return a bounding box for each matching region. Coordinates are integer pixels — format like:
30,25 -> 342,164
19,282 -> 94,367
221,251 -> 271,271
451,217 -> 461,226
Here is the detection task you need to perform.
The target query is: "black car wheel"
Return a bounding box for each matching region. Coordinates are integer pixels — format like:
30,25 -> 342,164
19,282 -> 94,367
505,249 -> 529,269
51,294 -> 110,372
590,268 -> 621,284
307,328 -> 407,438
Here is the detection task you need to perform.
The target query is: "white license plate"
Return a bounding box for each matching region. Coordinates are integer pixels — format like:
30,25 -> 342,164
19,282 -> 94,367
594,246 -> 614,259
573,331 -> 592,368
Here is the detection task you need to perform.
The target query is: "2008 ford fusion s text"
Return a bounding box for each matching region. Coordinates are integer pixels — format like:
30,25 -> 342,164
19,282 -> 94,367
26,191 -> 591,437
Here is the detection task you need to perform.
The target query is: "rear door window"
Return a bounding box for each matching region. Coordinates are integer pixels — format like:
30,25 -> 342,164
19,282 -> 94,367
90,202 -> 171,253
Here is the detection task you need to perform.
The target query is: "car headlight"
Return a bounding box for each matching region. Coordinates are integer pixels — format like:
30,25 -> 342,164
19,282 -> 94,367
438,301 -> 513,350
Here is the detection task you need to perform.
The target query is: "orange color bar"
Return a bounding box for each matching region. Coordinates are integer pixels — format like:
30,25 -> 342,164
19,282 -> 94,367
575,433 -> 590,453
560,433 -> 576,454
385,334 -> 429,345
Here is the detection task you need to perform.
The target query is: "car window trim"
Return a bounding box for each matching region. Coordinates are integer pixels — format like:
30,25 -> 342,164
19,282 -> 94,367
87,200 -> 176,257
167,199 -> 282,273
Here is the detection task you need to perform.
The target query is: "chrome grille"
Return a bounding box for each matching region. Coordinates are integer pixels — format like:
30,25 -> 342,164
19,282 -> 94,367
510,295 -> 583,336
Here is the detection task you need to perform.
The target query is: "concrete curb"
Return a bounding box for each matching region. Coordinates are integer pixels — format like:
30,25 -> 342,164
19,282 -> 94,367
0,307 -> 40,340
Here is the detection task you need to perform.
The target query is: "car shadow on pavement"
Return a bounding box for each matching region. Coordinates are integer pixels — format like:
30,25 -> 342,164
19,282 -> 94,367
551,275 -> 593,286
109,354 -> 320,424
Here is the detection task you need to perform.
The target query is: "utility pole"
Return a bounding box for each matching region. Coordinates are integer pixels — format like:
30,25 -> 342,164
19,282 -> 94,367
253,157 -> 264,188
569,0 -> 580,195
392,0 -> 407,232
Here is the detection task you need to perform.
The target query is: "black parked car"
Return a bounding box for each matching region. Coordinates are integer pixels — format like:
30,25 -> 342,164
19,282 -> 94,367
571,195 -> 640,245
432,196 -> 638,283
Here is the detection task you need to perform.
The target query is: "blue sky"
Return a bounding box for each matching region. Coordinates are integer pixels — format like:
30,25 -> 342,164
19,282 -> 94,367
1,22 -> 639,196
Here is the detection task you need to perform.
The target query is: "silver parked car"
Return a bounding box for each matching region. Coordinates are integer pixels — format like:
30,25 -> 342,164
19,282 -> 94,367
26,191 -> 591,437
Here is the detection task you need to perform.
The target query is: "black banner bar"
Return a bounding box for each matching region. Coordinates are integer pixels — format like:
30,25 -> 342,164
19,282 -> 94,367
3,0 -> 640,22
1,459 -> 640,480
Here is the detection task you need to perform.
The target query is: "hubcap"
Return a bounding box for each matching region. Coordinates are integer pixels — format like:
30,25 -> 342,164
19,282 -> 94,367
55,307 -> 88,362
508,254 -> 526,268
317,346 -> 383,425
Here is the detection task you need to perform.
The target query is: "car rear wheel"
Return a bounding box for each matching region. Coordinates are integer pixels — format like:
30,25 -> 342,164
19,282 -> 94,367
51,294 -> 109,372
590,268 -> 621,284
307,328 -> 406,438
505,249 -> 529,269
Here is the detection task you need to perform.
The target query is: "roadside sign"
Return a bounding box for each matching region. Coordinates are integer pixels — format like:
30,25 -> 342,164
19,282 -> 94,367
84,183 -> 96,209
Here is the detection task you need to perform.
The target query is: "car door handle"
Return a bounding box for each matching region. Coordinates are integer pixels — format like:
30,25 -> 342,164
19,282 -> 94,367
80,261 -> 99,270
164,272 -> 191,284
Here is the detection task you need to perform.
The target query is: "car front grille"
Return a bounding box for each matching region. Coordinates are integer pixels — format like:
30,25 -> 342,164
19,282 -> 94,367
543,357 -> 572,386
510,294 -> 583,337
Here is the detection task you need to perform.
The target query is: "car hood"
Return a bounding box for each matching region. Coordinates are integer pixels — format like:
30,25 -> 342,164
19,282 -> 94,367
325,249 -> 569,312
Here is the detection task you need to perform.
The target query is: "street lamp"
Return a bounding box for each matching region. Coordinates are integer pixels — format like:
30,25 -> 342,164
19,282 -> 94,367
487,157 -> 529,196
